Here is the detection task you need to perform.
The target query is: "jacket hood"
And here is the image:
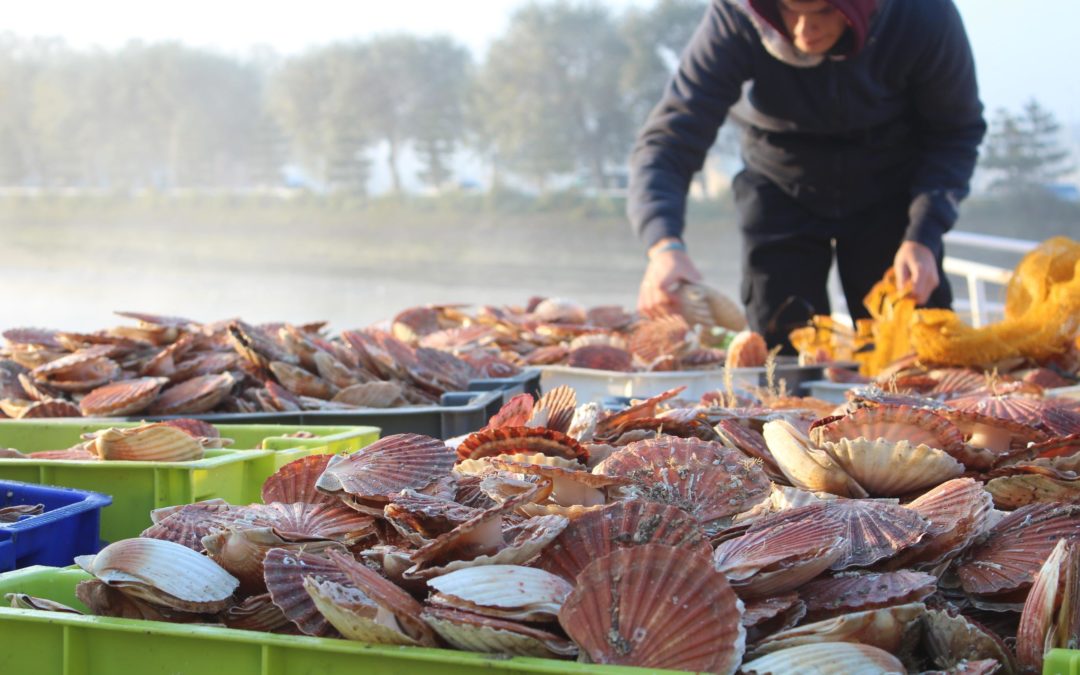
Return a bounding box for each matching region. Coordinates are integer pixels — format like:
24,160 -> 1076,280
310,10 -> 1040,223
743,0 -> 878,64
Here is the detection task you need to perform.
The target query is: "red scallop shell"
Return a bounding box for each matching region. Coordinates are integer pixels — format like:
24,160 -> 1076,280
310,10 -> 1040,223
799,570 -> 937,621
558,544 -> 745,672
726,331 -> 768,369
148,373 -> 236,415
28,444 -> 97,460
3,327 -> 62,348
750,500 -> 931,571
952,394 -> 1048,426
1041,405 -> 1080,437
18,400 -> 83,419
884,477 -> 993,570
316,433 -> 455,502
262,547 -> 345,637
79,377 -> 169,417
262,454 -> 338,505
957,503 -> 1080,596
566,345 -> 633,372
714,420 -> 782,477
593,386 -> 686,439
456,426 -> 588,463
810,405 -> 964,455
742,593 -> 806,644
141,501 -> 251,551
586,305 -> 633,330
627,315 -> 691,363
114,311 -> 196,328
221,592 -> 294,633
483,394 -> 535,431
534,500 -> 712,582
161,418 -> 220,439
522,345 -> 569,366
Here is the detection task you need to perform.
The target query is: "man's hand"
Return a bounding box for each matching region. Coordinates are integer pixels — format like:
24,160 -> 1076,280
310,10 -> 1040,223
637,238 -> 703,318
893,240 -> 940,305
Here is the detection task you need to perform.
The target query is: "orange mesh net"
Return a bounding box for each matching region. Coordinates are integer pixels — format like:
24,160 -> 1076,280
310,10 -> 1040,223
789,236 -> 1080,375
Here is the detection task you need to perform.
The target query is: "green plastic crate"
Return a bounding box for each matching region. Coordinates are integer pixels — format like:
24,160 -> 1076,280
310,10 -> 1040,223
1047,650 -> 1080,674
0,420 -> 380,542
0,566 -> 665,675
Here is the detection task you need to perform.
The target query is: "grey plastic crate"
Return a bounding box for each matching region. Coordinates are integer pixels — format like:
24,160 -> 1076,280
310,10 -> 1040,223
467,368 -> 541,403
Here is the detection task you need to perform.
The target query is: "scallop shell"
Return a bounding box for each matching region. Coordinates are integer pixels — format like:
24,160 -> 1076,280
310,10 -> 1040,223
938,409 -> 1049,458
75,578 -> 205,622
220,592 -> 293,632
534,500 -> 712,582
323,549 -> 437,646
986,473 -> 1080,509
261,454 -> 338,505
27,444 -> 97,460
526,385 -> 577,433
595,437 -> 772,534
799,571 -> 937,622
3,327 -> 62,348
331,381 -> 406,408
922,609 -> 1018,674
810,405 -> 964,456
628,315 -> 692,363
303,577 -> 417,645
18,373 -> 63,402
427,565 -> 572,622
6,593 -> 83,614
391,306 -> 441,341
712,515 -> 844,599
269,361 -> 335,400
715,419 -> 782,475
315,433 -> 455,507
262,547 -> 345,637
585,305 -> 633,330
884,478 -> 994,571
1042,405 -> 1080,437
203,528 -> 340,595
1017,539 -> 1077,673
522,344 -> 569,366
92,423 -> 205,462
749,602 -> 924,658
161,418 -> 220,440
456,426 -> 588,463
75,538 -> 238,613
751,500 -> 930,571
227,320 -> 297,370
487,456 -> 625,507
821,438 -> 964,496
16,399 -> 83,419
558,544 -> 745,673
148,373 -> 236,415
384,489 -> 480,545
79,377 -> 170,417
954,393 -> 1048,426
141,501 -> 251,550
726,330 -> 768,369
566,344 -> 633,372
482,393 -> 535,431
762,420 -> 868,498
741,641 -> 906,674
422,606 -> 578,658
957,503 -> 1080,596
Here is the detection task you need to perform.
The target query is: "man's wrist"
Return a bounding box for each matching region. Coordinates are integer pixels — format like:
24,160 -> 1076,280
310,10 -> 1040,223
647,238 -> 687,260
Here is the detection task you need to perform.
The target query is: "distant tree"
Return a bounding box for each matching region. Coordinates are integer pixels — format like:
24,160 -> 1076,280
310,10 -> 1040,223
410,37 -> 472,191
981,99 -> 1076,194
477,2 -> 632,191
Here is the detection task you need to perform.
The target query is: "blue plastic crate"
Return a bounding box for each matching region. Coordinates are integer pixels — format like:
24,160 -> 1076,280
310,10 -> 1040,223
0,480 -> 112,571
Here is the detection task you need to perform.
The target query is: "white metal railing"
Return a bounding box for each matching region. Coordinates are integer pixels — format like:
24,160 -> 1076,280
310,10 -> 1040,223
829,231 -> 1040,328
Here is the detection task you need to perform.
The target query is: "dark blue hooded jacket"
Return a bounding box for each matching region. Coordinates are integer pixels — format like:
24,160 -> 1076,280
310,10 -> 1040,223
627,0 -> 986,256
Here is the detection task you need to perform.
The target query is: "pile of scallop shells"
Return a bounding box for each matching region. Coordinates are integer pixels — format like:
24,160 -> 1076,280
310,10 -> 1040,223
8,378 -> 1080,673
0,312 -> 522,419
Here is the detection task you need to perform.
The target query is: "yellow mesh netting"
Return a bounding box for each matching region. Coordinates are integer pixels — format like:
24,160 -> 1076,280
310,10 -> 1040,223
789,236 -> 1080,375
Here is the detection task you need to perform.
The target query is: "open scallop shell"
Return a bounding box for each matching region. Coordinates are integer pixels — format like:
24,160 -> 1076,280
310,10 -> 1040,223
953,393 -> 1048,427
74,578 -> 206,622
262,547 -> 346,637
884,478 -> 994,571
593,386 -> 686,439
627,315 -> 692,364
483,393 -> 535,431
384,489 -> 480,545
487,456 -> 626,507
938,409 -> 1048,459
261,454 -> 338,505
749,602 -> 924,658
742,594 -> 806,645
6,593 -> 83,614
427,565 -> 572,622
956,503 -> 1080,596
331,381 -> 407,408
594,436 -> 772,534
762,420 -> 868,498
141,500 -> 251,550
315,433 -> 455,510
922,609 -> 1018,674
986,473 -> 1080,509
79,377 -> 169,416
303,577 -> 419,645
92,423 -> 205,462
148,373 -> 236,415
558,544 -> 745,673
456,426 -> 588,463
14,399 -> 84,419
742,641 -> 906,674
715,420 -> 783,478
422,606 -> 577,658
534,500 -> 712,582
799,571 -> 937,622
221,592 -> 293,632
713,514 -> 844,598
75,537 -> 238,613
810,405 -> 964,456
821,438 -> 964,496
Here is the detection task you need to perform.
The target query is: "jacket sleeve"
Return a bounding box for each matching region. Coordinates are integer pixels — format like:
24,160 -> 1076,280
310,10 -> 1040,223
904,0 -> 987,256
627,1 -> 755,249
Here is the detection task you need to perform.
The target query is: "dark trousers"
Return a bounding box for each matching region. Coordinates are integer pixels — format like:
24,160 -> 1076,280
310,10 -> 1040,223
732,169 -> 953,353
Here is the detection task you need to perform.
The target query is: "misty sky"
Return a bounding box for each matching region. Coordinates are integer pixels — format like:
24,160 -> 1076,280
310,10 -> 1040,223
6,0 -> 1078,124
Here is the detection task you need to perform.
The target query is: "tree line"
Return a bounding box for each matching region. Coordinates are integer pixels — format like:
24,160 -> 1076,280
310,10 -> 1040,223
0,0 -> 706,194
